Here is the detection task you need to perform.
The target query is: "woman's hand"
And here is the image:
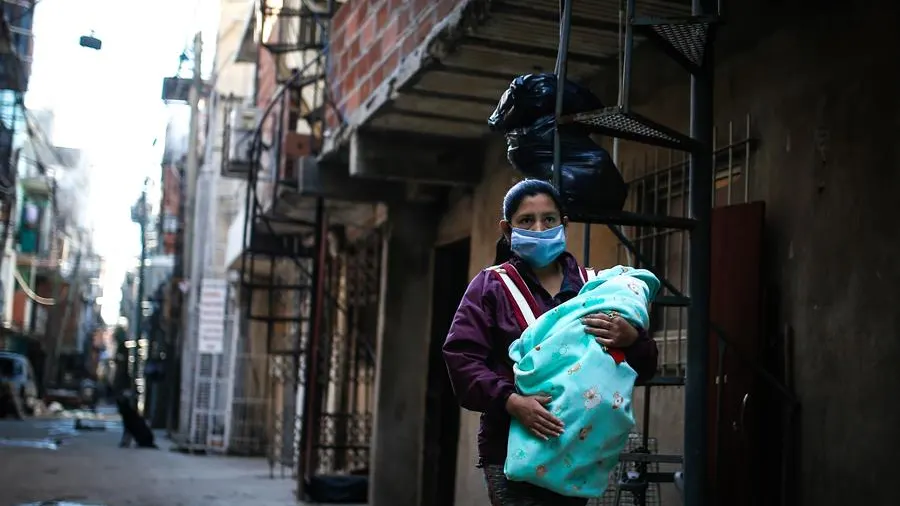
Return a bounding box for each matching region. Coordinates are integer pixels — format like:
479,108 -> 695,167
505,393 -> 564,440
581,312 -> 639,348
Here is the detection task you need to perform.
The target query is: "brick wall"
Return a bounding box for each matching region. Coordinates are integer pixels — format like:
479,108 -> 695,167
326,0 -> 460,129
160,166 -> 180,255
256,44 -> 279,147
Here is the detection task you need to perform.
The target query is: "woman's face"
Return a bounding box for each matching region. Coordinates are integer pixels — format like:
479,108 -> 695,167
501,193 -> 566,236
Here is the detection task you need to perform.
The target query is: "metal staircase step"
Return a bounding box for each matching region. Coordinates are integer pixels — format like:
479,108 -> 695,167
639,376 -> 686,387
243,283 -> 311,291
247,315 -> 310,322
282,71 -> 325,88
632,16 -> 717,72
560,106 -> 699,152
264,42 -> 326,54
619,452 -> 683,464
268,348 -> 307,356
567,209 -> 697,230
654,295 -> 690,307
265,7 -> 322,17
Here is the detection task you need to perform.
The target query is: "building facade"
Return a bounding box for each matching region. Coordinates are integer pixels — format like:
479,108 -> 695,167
179,1 -> 900,506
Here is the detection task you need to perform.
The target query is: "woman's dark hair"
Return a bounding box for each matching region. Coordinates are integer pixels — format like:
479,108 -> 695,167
493,179 -> 565,265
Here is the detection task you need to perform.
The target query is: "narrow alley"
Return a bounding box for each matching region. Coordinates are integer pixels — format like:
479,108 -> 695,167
0,409 -> 297,506
0,1 -> 898,506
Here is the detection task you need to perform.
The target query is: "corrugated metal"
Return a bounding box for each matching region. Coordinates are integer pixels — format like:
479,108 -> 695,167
378,0 -> 692,137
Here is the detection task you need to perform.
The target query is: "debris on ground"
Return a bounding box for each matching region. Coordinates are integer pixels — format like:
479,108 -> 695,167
0,437 -> 61,449
15,502 -> 105,506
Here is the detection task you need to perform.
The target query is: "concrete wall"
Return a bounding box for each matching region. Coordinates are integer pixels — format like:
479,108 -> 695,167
370,203 -> 438,505
327,0 -> 459,128
655,6 -> 899,506
213,0 -> 256,98
213,0 -> 257,269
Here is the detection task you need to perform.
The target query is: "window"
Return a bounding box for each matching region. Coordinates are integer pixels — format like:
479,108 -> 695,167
616,115 -> 757,374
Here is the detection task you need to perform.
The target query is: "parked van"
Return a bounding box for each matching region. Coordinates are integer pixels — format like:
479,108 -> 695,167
0,351 -> 38,415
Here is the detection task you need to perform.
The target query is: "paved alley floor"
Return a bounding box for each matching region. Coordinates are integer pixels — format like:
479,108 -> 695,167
0,413 -> 298,506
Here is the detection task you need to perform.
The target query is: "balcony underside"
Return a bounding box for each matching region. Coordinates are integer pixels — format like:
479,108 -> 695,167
326,0 -> 691,149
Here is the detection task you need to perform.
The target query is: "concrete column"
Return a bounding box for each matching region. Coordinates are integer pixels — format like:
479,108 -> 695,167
369,202 -> 438,506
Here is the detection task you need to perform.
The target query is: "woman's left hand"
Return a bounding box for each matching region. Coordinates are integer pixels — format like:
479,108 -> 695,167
581,313 -> 639,348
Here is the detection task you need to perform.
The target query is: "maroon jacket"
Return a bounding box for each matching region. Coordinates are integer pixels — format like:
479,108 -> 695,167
442,252 -> 659,466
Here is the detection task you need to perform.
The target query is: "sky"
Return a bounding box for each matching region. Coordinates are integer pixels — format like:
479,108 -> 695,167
25,0 -> 220,323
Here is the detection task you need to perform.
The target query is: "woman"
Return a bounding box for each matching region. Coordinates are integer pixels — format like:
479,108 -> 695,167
443,180 -> 658,505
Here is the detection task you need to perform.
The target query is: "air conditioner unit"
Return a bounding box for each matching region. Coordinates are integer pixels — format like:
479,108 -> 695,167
222,106 -> 260,178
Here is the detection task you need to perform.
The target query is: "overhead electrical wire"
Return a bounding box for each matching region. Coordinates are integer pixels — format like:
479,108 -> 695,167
13,267 -> 55,305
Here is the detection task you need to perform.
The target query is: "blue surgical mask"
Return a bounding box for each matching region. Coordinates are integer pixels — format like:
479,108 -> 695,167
510,225 -> 566,268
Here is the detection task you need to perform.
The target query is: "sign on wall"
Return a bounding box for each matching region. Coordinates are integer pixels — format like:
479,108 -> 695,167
197,278 -> 227,354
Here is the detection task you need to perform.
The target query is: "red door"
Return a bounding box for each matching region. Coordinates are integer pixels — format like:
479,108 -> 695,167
708,202 -> 765,506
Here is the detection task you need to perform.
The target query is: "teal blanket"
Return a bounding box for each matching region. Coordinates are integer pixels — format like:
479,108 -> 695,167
504,266 -> 660,497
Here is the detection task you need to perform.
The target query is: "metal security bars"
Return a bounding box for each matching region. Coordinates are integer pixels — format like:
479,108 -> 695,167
616,115 -> 757,375
313,228 -> 381,475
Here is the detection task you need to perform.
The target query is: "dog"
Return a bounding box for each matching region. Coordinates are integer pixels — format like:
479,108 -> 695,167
115,392 -> 157,449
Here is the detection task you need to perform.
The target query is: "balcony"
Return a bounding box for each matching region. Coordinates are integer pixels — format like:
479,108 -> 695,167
325,0 -> 691,151
19,172 -> 50,196
0,3 -> 32,92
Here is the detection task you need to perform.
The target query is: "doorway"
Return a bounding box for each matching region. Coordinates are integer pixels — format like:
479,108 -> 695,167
421,237 -> 470,506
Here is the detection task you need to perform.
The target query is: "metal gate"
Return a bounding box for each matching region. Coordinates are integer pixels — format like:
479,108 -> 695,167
238,212 -> 315,475
309,228 -> 382,476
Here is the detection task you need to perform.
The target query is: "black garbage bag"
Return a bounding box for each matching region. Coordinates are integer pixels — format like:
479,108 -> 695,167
506,115 -> 627,213
116,393 -> 157,448
488,73 -> 604,132
306,474 -> 369,503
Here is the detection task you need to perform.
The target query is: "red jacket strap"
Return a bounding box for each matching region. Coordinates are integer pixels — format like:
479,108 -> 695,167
500,262 -> 542,319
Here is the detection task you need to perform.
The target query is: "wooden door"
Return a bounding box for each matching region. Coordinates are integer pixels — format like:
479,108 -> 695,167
708,201 -> 765,506
421,238 -> 469,506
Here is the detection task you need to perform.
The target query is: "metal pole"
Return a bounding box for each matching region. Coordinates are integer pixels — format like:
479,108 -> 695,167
298,197 -> 326,500
182,31 -> 202,297
252,0 -> 265,104
684,2 -> 716,506
40,258 -> 55,391
0,197 -> 11,278
50,247 -> 82,391
552,0 -> 573,190
170,31 -> 202,434
165,169 -> 184,431
133,180 -> 148,396
622,0 -> 636,113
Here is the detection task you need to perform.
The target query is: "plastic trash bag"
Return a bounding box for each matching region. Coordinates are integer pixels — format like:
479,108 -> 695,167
506,115 -> 627,213
488,73 -> 604,133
